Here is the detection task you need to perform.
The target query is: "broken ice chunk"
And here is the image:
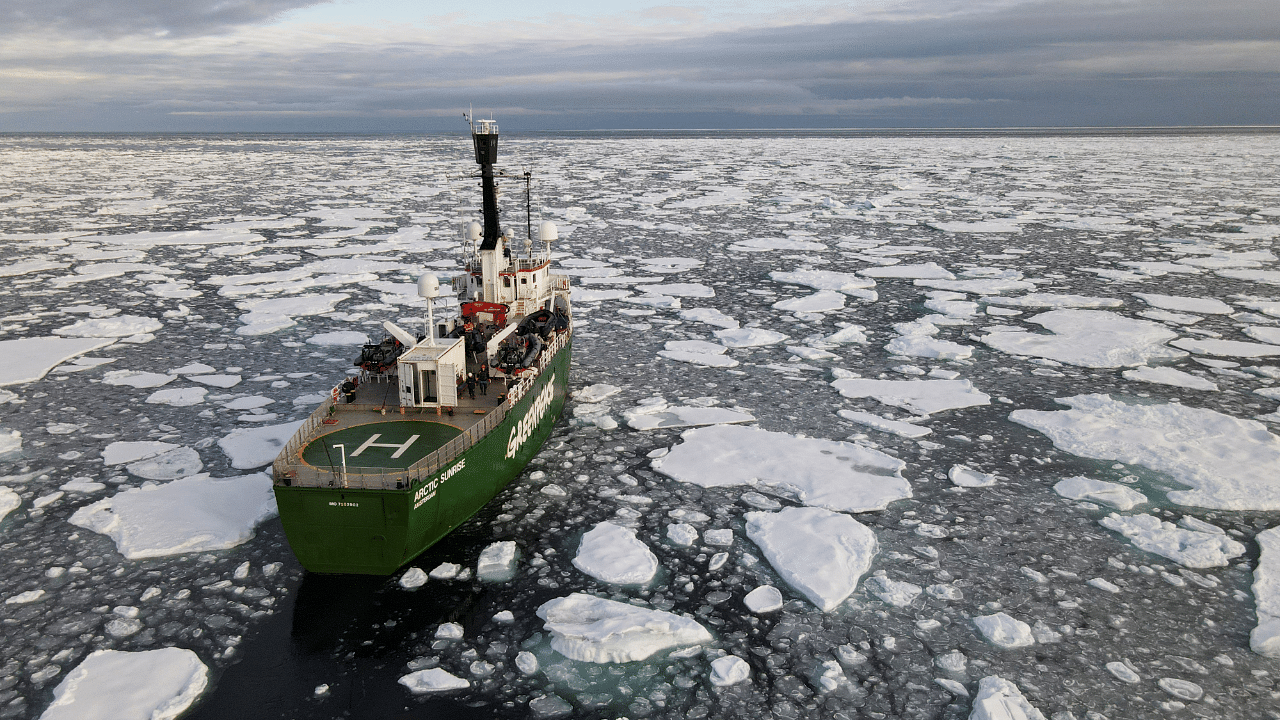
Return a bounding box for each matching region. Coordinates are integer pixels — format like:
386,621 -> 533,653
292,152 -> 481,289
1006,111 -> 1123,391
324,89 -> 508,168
398,668 -> 469,694
536,593 -> 712,663
1252,526 -> 1280,657
864,575 -> 922,607
1106,661 -> 1141,683
666,523 -> 698,547
1099,513 -> 1245,568
745,506 -> 877,612
948,465 -> 997,487
40,648 -> 208,720
573,522 -> 659,585
429,563 -> 460,580
743,585 -> 784,614
973,612 -> 1035,649
477,541 -> 518,582
969,676 -> 1046,720
399,568 -> 427,589
1052,476 -> 1146,511
709,655 -> 751,686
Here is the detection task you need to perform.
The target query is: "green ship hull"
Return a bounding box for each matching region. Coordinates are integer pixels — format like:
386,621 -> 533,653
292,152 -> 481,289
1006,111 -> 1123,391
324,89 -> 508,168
273,340 -> 570,575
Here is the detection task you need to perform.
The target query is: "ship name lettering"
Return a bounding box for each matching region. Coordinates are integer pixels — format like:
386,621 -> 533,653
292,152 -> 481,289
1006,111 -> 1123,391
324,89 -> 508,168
505,373 -> 557,459
328,501 -> 359,508
414,460 -> 465,508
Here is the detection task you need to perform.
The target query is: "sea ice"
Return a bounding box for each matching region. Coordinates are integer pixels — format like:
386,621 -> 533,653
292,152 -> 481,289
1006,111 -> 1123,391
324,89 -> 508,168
985,293 -> 1122,309
666,523 -> 697,546
978,309 -> 1185,367
969,676 -> 1046,720
145,387 -> 207,406
709,656 -> 752,686
69,472 -> 277,559
126,447 -> 203,480
624,402 -> 754,430
973,612 -> 1035,648
1251,526 -> 1280,657
399,567 -> 427,589
768,269 -> 876,299
713,327 -> 789,348
54,315 -> 162,338
831,377 -> 990,415
1244,326 -> 1280,345
885,334 -> 973,360
536,593 -> 712,663
678,307 -> 739,329
1052,476 -> 1147,510
836,409 -> 931,438
218,420 -> 305,469
1169,337 -> 1280,357
39,648 -> 208,720
101,370 -> 175,388
743,585 -> 783,613
572,522 -> 659,585
1012,394 -> 1280,509
306,331 -> 370,346
1098,513 -> 1245,568
658,339 -> 739,367
0,487 -> 19,522
1133,293 -> 1233,314
859,263 -> 954,279
653,424 -> 912,513
187,374 -> 242,388
0,336 -> 116,386
1121,366 -> 1218,391
773,291 -> 845,313
745,506 -> 877,612
864,576 -> 922,607
398,668 -> 469,693
574,384 -> 621,403
948,465 -> 997,487
477,540 -> 518,582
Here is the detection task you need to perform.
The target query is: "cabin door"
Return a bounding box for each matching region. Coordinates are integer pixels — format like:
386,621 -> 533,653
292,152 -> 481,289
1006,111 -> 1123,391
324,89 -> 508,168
420,368 -> 438,403
437,364 -> 458,406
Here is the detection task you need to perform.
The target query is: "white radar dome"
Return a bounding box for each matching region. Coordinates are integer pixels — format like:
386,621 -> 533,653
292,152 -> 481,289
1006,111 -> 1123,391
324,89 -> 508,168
464,221 -> 482,243
417,274 -> 440,298
538,220 -> 558,242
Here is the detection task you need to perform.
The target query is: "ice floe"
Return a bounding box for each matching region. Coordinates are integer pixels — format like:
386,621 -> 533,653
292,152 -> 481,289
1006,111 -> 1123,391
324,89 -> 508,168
836,409 -> 931,438
979,309 -> 1185,367
831,377 -> 990,415
398,668 -> 469,693
572,522 -> 659,585
218,420 -> 305,469
101,370 -> 175,388
969,676 -> 1046,720
0,487 -> 20,522
1251,526 -> 1280,657
0,336 -> 116,386
745,506 -> 877,612
1169,337 -> 1280,357
859,262 -> 954,280
985,293 -> 1122,309
1012,394 -> 1280,509
709,656 -> 751,686
1052,476 -> 1147,510
657,339 -> 739,368
653,424 -> 911,513
40,648 -> 208,720
1121,366 -> 1218,391
768,269 -> 876,300
678,307 -> 739,329
1098,513 -> 1245,568
306,331 -> 369,346
145,387 -> 207,406
1133,293 -> 1233,314
773,291 -> 845,313
477,540 -> 518,582
536,593 -> 712,663
948,465 -> 997,487
69,473 -> 277,559
623,399 -> 754,430
743,585 -> 783,614
53,315 -> 162,338
973,612 -> 1035,648
713,327 -> 789,348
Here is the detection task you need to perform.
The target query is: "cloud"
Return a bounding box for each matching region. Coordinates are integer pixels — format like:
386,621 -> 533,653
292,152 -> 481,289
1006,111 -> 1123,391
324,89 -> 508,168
2,0 -> 325,38
0,0 -> 1276,129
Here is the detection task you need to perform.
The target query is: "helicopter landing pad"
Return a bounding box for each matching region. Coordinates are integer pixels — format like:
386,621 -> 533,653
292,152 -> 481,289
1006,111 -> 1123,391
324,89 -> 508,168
300,421 -> 463,470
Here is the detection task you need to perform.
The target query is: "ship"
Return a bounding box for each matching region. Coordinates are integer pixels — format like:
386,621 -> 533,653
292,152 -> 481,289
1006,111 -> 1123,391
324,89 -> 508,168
271,116 -> 572,575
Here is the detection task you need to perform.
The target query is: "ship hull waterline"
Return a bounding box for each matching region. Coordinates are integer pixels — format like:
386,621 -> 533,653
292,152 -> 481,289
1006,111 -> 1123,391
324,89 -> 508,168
274,341 -> 570,575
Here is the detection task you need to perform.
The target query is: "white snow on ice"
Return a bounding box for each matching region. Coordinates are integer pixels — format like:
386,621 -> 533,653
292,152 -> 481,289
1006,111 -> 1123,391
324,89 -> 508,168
745,506 -> 877,612
536,593 -> 712,663
979,309 -> 1186,368
831,378 -> 990,415
1098,513 -> 1246,568
572,521 -> 659,585
39,648 -> 208,720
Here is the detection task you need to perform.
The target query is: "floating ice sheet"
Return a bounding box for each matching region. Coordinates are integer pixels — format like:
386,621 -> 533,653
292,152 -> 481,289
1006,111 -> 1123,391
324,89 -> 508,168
859,263 -> 954,279
1121,366 -> 1218,391
101,371 -> 175,389
836,409 -> 931,438
306,331 -> 369,346
768,269 -> 876,299
1133,293 -> 1233,314
536,593 -> 711,663
0,487 -> 19,522
53,315 -> 162,338
1052,476 -> 1146,510
1169,337 -> 1280,357
145,387 -> 207,406
1012,394 -> 1280,510
653,424 -> 911,513
714,328 -> 789,348
0,336 -> 115,386
831,378 -> 990,415
572,522 -> 659,585
40,648 -> 208,720
398,668 -> 468,693
1252,526 -> 1280,657
1098,513 -> 1245,568
969,676 -> 1046,720
69,472 -> 277,559
624,401 -> 754,430
979,309 -> 1185,368
745,506 -> 877,612
218,420 -> 305,469
773,291 -> 845,313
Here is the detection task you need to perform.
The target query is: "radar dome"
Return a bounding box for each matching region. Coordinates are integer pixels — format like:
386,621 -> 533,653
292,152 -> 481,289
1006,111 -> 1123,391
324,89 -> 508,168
538,220 -> 558,242
464,221 -> 482,243
417,274 -> 440,298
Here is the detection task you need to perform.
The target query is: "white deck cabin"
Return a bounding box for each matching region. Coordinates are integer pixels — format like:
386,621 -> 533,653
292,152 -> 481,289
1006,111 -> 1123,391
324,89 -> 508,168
396,337 -> 464,409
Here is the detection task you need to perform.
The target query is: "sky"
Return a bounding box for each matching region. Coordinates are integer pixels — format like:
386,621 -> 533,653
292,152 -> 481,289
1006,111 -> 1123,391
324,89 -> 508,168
1,0 -> 1277,131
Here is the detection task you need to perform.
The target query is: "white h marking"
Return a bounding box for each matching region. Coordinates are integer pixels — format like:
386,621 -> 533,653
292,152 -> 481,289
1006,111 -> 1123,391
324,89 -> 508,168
350,433 -> 420,459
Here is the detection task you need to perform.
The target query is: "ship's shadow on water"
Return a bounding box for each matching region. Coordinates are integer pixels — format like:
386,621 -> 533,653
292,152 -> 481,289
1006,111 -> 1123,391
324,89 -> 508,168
186,525 -> 518,720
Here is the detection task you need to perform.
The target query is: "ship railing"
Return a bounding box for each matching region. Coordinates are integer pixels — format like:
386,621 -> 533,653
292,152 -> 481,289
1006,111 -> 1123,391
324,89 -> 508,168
273,330 -> 570,491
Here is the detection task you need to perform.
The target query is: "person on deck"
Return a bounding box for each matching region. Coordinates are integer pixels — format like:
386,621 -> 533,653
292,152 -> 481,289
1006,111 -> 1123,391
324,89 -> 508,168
478,364 -> 490,396
466,373 -> 477,399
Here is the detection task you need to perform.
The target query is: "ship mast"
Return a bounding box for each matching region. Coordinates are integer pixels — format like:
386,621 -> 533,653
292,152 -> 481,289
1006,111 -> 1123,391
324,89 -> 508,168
465,111 -> 505,304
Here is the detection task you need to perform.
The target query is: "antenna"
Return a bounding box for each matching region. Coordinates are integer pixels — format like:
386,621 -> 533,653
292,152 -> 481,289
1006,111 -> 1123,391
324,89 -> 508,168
417,274 -> 441,345
524,168 -> 533,258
